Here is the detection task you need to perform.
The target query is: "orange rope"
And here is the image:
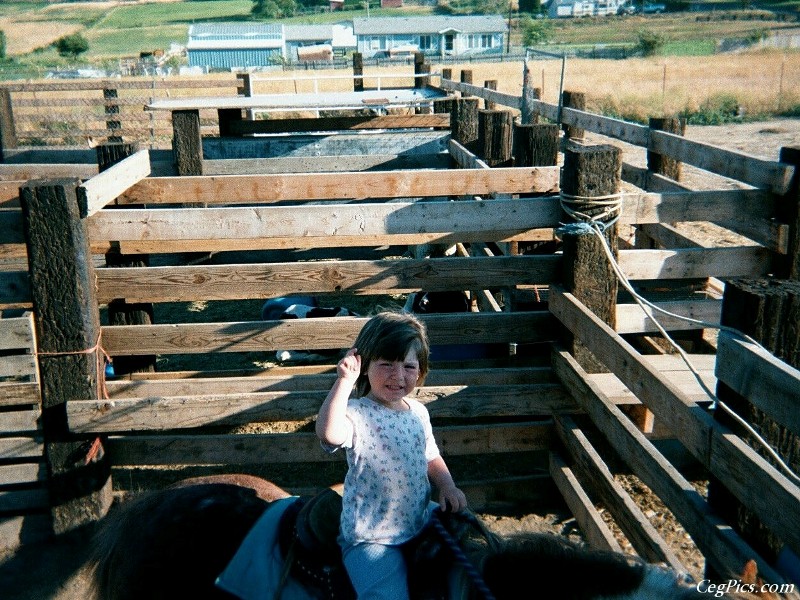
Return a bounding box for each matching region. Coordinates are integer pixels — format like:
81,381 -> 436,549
37,331 -> 112,400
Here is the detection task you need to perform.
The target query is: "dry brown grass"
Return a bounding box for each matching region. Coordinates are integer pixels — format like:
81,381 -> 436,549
253,49 -> 799,121
0,20 -> 83,55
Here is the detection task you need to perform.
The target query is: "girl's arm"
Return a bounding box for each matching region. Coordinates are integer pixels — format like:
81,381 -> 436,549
316,348 -> 360,447
428,455 -> 468,512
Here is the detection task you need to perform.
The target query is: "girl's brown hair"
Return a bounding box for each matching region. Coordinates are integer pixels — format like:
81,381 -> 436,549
352,311 -> 430,398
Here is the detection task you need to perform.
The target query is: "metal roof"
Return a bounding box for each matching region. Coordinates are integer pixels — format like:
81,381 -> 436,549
188,23 -> 283,40
284,24 -> 334,41
352,15 -> 508,35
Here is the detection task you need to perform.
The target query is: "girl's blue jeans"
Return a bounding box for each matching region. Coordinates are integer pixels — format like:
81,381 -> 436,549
341,541 -> 409,600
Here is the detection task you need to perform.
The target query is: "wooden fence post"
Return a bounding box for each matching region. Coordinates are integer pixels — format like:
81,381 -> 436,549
353,52 -> 364,92
513,122 -> 559,169
0,88 -> 17,163
562,90 -> 586,141
709,278 -> 800,571
451,97 -> 480,153
477,109 -> 513,167
560,143 -> 622,373
483,80 -> 497,110
521,61 -> 539,125
237,72 -> 256,121
20,179 -> 113,535
460,69 -> 473,96
647,117 -> 685,182
774,146 -> 800,280
98,143 -> 157,376
172,109 -> 203,176
103,86 -> 122,144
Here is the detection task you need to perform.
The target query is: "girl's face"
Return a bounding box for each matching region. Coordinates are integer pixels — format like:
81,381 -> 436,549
365,347 -> 420,407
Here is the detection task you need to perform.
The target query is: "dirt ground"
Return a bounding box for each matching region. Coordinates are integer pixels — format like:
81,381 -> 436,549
1,118 -> 799,600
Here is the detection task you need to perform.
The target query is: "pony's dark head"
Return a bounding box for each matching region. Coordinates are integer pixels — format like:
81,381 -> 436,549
470,530 -> 700,600
89,483 -> 270,600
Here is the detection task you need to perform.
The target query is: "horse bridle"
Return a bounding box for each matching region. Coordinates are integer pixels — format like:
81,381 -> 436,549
428,508 -> 498,600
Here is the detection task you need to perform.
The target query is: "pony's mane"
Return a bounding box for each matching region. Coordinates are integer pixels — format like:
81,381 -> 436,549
460,526 -> 652,600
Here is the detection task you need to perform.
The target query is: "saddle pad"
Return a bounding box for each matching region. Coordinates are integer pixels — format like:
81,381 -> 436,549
216,496 -> 317,600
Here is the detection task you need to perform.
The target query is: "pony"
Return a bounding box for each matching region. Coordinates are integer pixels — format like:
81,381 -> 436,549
87,474 -> 773,600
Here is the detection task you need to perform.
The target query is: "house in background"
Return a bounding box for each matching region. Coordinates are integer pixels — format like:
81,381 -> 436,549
187,23 -> 285,69
547,0 -> 627,17
352,15 -> 507,58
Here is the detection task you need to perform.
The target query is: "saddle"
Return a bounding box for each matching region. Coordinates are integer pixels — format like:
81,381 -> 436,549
277,488 -> 480,600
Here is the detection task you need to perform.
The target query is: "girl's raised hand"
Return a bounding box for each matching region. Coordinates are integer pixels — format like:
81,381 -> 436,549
337,348 -> 361,383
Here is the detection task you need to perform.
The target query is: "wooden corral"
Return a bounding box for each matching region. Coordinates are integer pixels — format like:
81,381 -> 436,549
0,62 -> 799,593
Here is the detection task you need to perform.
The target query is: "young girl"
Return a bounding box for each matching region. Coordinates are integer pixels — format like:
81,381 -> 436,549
316,311 -> 467,600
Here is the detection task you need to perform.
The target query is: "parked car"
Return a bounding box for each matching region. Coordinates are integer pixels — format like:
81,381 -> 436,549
619,1 -> 666,14
642,2 -> 666,13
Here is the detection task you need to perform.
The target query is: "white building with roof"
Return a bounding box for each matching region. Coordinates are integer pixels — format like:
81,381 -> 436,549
352,15 -> 507,58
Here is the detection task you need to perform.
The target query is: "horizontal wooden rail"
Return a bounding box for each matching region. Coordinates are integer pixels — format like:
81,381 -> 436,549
1,78 -> 239,93
100,311 -> 558,356
549,286 -> 800,559
86,199 -> 562,242
67,383 -> 571,433
104,366 -> 556,398
551,347 -> 785,584
615,299 -> 721,335
94,255 -> 561,304
117,167 -> 559,205
225,114 -> 451,135
438,79 -> 522,110
105,421 -> 554,465
716,331 -> 800,438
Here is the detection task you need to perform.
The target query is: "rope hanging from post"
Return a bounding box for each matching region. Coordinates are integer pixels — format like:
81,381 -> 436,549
555,190 -> 800,486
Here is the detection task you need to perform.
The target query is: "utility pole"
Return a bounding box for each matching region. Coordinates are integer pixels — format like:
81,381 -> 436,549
507,0 -> 512,54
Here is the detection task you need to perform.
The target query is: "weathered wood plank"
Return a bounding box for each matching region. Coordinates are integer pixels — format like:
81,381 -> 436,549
0,462 -> 46,486
77,149 -> 151,218
100,312 -> 557,356
117,167 -> 560,205
0,314 -> 34,351
0,437 -> 43,460
449,139 -> 489,169
619,189 -> 773,225
615,299 -> 721,335
554,415 -> 687,570
224,114 -> 451,134
549,451 -> 624,553
0,407 -> 40,433
87,199 -> 563,242
649,130 -> 794,195
551,347 -> 785,584
105,422 -> 553,465
438,79 -> 522,110
550,288 -> 800,560
0,382 -> 40,406
67,383 -> 572,433
618,247 -> 771,281
105,366 -> 556,398
94,255 -> 562,304
0,355 -> 36,379
715,331 -> 800,438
